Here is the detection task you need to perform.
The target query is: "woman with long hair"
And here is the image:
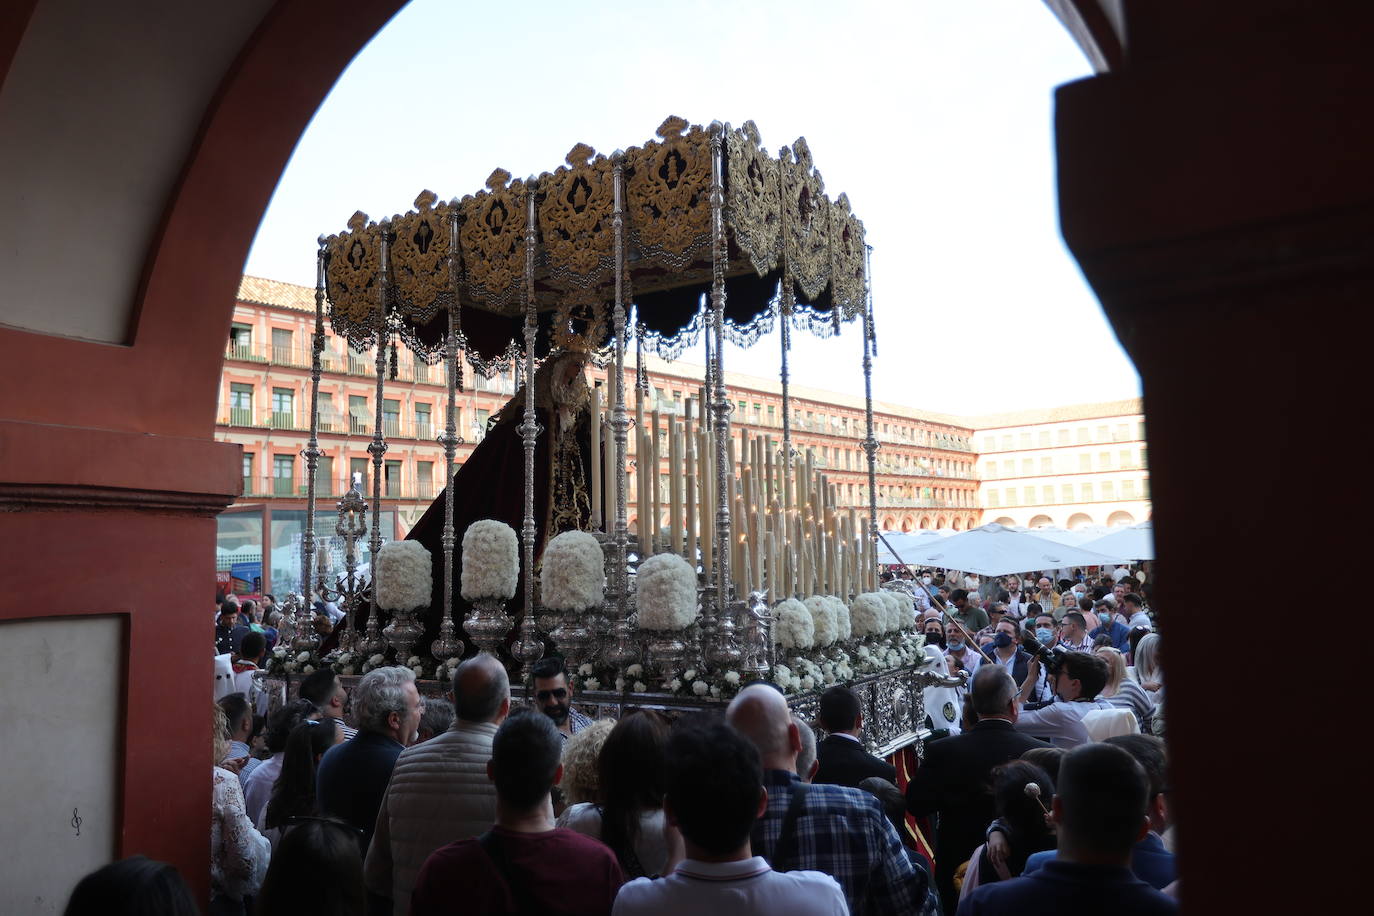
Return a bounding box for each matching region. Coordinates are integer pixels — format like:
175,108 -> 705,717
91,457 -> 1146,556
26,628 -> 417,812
1132,633 -> 1166,737
259,717 -> 340,851
961,761 -> 1056,901
254,817 -> 364,916
557,710 -> 670,878
212,703 -> 271,915
1096,646 -> 1154,733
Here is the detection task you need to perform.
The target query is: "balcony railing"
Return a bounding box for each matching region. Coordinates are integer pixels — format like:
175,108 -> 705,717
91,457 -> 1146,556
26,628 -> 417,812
237,475 -> 438,501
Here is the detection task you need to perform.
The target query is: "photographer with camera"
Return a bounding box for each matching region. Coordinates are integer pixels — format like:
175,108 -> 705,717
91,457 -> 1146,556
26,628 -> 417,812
1011,646 -> 1113,749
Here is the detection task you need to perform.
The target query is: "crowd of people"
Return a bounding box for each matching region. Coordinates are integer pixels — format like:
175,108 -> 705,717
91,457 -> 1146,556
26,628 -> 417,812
67,569 -> 1168,915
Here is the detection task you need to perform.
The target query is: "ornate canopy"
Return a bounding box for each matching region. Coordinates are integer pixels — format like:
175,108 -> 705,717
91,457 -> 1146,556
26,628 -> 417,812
323,116 -> 867,372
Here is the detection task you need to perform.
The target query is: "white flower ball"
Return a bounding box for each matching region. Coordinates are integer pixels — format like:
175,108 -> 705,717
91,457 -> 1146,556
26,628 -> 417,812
804,596 -> 839,646
375,541 -> 433,612
773,599 -> 815,649
461,520 -> 519,600
636,553 -> 698,630
633,681 -> 647,693
724,671 -> 741,686
585,678 -> 600,691
540,531 -> 605,611
692,680 -> 710,696
626,664 -> 643,678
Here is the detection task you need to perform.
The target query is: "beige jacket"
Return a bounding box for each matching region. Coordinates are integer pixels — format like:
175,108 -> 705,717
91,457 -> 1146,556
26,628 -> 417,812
364,720 -> 499,916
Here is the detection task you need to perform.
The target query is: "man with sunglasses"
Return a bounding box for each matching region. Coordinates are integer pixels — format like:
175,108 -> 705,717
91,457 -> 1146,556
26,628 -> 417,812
531,656 -> 593,740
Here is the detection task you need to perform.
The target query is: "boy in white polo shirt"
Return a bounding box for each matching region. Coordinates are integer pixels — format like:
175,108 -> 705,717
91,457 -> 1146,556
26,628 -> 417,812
612,720 -> 846,916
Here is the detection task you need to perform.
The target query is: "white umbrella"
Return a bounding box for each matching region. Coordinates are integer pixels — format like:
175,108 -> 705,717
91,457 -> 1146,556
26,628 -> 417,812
1033,526 -> 1109,547
876,531 -> 941,565
1079,521 -> 1155,561
900,523 -> 1128,576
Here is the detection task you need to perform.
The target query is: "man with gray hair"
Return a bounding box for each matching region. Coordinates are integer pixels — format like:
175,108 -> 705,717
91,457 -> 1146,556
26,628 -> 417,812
365,653 -> 511,916
906,665 -> 1050,911
317,665 -> 424,860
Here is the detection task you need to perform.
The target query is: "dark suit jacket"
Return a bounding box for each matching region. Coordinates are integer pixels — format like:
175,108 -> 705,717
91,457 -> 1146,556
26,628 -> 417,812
906,719 -> 1051,908
984,649 -> 1034,688
813,734 -> 897,788
316,729 -> 404,855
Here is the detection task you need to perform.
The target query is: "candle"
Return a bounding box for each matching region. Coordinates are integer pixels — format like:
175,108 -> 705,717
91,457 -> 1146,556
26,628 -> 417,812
316,542 -> 329,577
590,384 -> 602,531
669,418 -> 683,556
604,387 -> 615,531
685,401 -> 697,568
650,408 -> 661,552
637,429 -> 649,555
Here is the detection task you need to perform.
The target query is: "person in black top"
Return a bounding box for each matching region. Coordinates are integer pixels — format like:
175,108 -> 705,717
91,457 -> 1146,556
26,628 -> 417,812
812,686 -> 897,789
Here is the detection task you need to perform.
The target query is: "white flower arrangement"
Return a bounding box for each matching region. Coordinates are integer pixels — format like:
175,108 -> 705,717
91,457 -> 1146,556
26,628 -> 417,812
724,671 -> 741,687
669,677 -> 683,692
302,664 -> 316,674
834,599 -> 852,641
625,664 -> 643,678
692,680 -> 710,696
850,592 -> 888,637
296,651 -> 311,664
461,520 -> 519,600
633,680 -> 648,693
375,541 -> 433,611
773,663 -> 793,689
881,590 -> 912,632
539,531 -> 605,611
585,678 -> 601,691
578,663 -> 595,678
635,553 -> 698,631
805,596 -> 839,646
773,599 -> 814,649
615,676 -> 627,692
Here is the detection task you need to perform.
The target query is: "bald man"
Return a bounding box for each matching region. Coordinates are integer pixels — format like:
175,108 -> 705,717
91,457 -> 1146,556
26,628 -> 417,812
366,653 -> 511,916
725,685 -> 938,916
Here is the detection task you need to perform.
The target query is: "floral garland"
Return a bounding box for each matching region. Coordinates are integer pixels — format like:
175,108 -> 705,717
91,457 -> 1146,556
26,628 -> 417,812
540,531 -> 605,611
461,520 -> 519,600
375,541 -> 433,612
635,553 -> 698,631
773,598 -> 814,649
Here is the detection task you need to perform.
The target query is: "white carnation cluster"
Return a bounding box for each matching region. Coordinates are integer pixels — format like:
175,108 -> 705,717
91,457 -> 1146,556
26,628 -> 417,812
804,595 -> 842,646
849,592 -> 888,637
375,541 -> 433,612
635,553 -> 698,631
539,531 -> 605,611
834,600 -> 852,640
461,520 -> 519,600
880,589 -> 915,631
773,599 -> 814,649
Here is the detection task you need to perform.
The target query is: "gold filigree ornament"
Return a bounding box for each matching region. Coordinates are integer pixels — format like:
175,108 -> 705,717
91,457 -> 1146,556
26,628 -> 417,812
551,300 -> 609,354
725,121 -> 782,278
325,211 -> 385,351
460,168 -> 532,316
828,193 -> 867,320
625,116 -> 713,271
388,190 -> 455,329
782,137 -> 832,303
539,143 -> 615,301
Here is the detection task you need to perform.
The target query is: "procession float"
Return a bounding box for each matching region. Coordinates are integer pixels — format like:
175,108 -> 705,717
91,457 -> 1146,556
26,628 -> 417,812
262,116 -> 963,760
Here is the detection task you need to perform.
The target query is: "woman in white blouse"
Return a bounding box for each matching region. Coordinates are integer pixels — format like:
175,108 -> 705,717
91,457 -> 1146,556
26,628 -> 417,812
212,703 -> 271,915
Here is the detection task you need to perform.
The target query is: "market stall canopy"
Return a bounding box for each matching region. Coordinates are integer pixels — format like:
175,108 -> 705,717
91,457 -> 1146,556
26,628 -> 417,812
321,116 -> 868,374
1079,521 -> 1154,561
900,523 -> 1127,576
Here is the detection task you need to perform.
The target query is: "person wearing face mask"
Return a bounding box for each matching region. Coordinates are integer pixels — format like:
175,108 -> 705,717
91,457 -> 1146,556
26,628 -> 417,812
923,616 -> 947,651
1012,651 -> 1115,748
986,619 -> 1033,689
944,621 -> 983,682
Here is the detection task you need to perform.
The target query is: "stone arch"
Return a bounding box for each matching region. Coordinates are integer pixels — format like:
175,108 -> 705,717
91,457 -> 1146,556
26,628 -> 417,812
919,516 -> 932,529
936,515 -> 947,528
952,517 -> 963,530
1066,512 -> 1094,529
900,517 -> 913,532
993,516 -> 1016,526
1107,510 -> 1135,527
1028,514 -> 1054,528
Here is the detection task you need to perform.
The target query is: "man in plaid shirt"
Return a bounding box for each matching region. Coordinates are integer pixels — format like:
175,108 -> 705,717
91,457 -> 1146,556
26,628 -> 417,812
727,684 -> 940,916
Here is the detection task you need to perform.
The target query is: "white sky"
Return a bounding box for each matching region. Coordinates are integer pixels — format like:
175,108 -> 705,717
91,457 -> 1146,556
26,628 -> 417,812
245,0 -> 1138,418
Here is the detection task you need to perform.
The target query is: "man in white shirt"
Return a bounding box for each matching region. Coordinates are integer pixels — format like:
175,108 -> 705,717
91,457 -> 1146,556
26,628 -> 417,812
1013,651 -> 1114,748
1002,576 -> 1031,621
612,719 -> 846,916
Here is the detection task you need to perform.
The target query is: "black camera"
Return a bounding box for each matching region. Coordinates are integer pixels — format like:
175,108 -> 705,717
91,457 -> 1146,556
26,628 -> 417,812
1024,633 -> 1070,675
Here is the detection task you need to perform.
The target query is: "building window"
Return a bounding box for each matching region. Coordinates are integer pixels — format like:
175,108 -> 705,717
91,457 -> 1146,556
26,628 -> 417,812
412,354 -> 430,383
1122,480 -> 1137,499
1038,431 -> 1050,448
418,461 -> 434,498
229,323 -> 253,358
1040,456 -> 1053,474
1021,458 -> 1034,475
1057,428 -> 1070,446
1019,432 -> 1032,448
1005,488 -> 1017,506
1114,423 -> 1129,441
1080,482 -> 1094,502
988,491 -> 1000,508
1062,483 -> 1074,502
1137,421 -> 1147,440
349,457 -> 368,490
242,453 -> 254,492
1001,435 -> 1012,450
349,395 -> 369,434
229,383 -> 253,425
271,388 -> 294,429
1118,449 -> 1132,469
1098,451 -> 1111,469
382,399 -> 401,437
767,404 -> 776,425
1096,425 -> 1109,442
1102,480 -> 1116,500
273,454 -> 295,496
415,403 -> 432,439
319,392 -> 343,432
475,408 -> 491,441
384,460 -> 402,497
1023,486 -> 1035,504
1003,460 -> 1015,477
1077,427 -> 1090,444
315,455 -> 334,496
271,327 -> 293,364
1042,486 -> 1054,504
1079,454 -> 1091,472
1142,479 -> 1151,498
